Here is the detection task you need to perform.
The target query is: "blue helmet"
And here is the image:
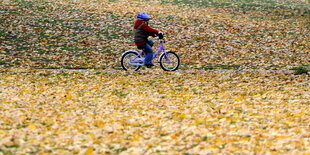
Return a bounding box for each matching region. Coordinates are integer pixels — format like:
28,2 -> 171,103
137,12 -> 151,20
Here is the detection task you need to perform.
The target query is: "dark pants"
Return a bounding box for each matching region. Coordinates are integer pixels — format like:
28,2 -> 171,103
137,40 -> 154,65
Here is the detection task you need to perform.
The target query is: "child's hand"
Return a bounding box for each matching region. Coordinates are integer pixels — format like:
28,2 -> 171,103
158,32 -> 164,39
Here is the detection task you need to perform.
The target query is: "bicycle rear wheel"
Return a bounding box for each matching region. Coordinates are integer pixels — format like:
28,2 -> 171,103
159,51 -> 180,71
121,51 -> 142,71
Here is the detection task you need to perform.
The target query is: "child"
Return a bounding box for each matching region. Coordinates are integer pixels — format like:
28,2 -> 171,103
134,12 -> 164,68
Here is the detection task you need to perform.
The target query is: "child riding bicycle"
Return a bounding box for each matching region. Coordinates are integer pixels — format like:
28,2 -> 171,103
134,12 -> 164,68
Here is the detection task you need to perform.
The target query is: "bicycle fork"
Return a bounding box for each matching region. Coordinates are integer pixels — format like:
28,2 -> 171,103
158,50 -> 172,63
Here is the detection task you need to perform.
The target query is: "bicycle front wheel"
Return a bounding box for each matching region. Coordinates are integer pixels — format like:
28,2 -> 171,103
121,51 -> 142,71
159,51 -> 180,71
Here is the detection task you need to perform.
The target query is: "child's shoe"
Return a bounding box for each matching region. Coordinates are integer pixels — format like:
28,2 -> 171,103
145,64 -> 154,68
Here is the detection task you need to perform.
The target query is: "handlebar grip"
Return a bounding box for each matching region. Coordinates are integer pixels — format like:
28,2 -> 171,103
158,32 -> 164,39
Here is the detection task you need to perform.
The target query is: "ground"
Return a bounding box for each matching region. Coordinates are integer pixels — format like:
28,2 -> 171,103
0,0 -> 309,154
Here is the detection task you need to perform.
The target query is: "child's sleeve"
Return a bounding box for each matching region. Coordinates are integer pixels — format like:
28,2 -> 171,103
142,24 -> 159,34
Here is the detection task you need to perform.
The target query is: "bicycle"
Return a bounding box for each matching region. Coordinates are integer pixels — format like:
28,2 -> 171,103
121,39 -> 180,71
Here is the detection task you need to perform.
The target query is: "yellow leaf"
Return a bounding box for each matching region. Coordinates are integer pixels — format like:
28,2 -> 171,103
234,96 -> 245,101
45,119 -> 54,125
85,146 -> 94,155
94,120 -> 105,128
179,113 -> 187,119
266,141 -> 273,146
27,124 -> 37,129
94,139 -> 102,144
66,93 -> 73,100
89,132 -> 95,140
214,138 -> 223,144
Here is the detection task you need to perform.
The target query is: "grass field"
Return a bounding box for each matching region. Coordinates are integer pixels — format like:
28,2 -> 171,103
0,0 -> 310,154
1,0 -> 309,70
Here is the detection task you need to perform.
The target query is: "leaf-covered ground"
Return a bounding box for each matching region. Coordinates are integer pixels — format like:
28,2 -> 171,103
1,0 -> 310,154
0,0 -> 309,70
0,69 -> 309,154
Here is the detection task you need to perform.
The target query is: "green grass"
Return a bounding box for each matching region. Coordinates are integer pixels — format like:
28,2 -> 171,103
4,144 -> 20,149
202,64 -> 241,70
291,66 -> 309,75
0,0 -> 123,69
163,0 -> 310,21
1,0 -> 309,70
171,0 -> 309,11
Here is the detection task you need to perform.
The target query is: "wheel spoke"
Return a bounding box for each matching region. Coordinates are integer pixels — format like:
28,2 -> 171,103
160,52 -> 179,71
121,52 -> 141,71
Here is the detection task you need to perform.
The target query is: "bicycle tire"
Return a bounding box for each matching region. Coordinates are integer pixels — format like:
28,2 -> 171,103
121,51 -> 142,71
159,51 -> 180,71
